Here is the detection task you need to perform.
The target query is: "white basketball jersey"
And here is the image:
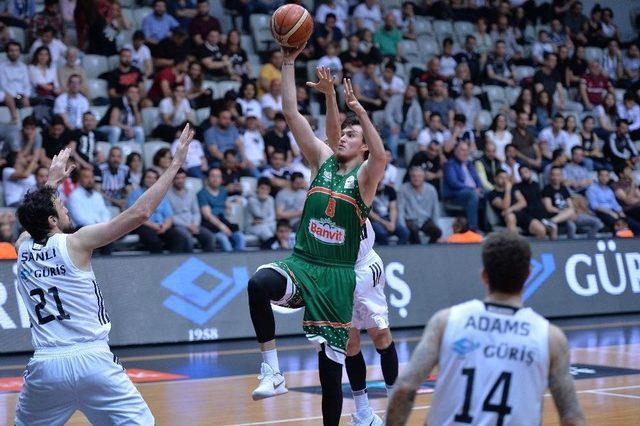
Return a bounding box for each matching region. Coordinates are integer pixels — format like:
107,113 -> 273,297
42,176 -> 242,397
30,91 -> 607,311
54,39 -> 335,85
428,299 -> 549,426
356,219 -> 376,267
17,233 -> 111,349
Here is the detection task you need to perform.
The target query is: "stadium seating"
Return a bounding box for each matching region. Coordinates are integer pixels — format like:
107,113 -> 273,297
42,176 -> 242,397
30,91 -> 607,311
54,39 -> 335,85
83,55 -> 110,79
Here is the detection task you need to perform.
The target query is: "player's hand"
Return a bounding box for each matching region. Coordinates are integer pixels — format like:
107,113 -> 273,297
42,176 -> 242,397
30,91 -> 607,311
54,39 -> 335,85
171,124 -> 195,168
46,147 -> 76,188
306,66 -> 335,95
344,78 -> 365,115
281,42 -> 306,62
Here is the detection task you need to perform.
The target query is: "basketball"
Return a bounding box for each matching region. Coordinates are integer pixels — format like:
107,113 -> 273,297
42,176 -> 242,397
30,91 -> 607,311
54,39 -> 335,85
270,4 -> 314,48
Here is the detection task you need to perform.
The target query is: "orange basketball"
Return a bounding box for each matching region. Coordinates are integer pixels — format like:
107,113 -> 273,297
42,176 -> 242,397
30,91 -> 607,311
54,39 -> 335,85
270,4 -> 314,48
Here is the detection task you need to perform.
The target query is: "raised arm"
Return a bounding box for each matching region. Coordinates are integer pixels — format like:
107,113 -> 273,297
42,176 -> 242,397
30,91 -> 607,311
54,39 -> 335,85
281,44 -> 333,172
68,125 -> 195,256
306,66 -> 340,150
548,324 -> 586,426
345,79 -> 385,206
386,308 -> 449,425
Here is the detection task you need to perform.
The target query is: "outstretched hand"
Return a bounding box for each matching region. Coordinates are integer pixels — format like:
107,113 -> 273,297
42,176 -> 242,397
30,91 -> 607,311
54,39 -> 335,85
171,124 -> 196,168
306,66 -> 335,95
281,42 -> 307,62
46,147 -> 76,188
343,78 -> 365,115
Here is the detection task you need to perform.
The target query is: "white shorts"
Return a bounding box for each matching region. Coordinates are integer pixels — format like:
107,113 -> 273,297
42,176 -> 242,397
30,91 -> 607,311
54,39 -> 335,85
15,341 -> 154,426
352,251 -> 389,330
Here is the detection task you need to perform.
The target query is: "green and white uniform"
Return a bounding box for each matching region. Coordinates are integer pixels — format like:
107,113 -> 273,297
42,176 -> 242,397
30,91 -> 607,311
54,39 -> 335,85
258,156 -> 369,363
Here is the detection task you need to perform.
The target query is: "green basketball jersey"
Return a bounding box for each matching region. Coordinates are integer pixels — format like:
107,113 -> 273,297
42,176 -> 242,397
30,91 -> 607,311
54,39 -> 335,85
293,156 -> 370,267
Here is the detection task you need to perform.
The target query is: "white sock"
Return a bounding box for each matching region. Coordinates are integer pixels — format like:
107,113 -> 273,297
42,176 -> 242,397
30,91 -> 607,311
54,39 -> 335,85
386,384 -> 394,397
261,349 -> 280,373
353,388 -> 370,417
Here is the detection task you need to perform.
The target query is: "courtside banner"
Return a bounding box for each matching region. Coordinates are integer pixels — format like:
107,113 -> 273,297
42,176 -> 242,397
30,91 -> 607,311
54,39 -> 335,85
0,238 -> 638,353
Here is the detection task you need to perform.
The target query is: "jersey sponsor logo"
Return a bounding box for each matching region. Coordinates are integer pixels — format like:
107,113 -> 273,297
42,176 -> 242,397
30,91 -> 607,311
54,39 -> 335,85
20,248 -> 57,263
464,315 -> 531,336
323,170 -> 332,181
452,338 -> 480,356
19,264 -> 66,279
483,342 -> 536,366
344,175 -> 355,189
308,218 -> 346,245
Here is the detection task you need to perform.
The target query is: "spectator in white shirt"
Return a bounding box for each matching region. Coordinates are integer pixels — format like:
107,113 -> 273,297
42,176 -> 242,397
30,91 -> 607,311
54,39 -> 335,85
379,62 -> 406,103
439,38 -> 458,79
315,0 -> 348,33
539,114 -> 569,161
128,31 -> 153,78
29,25 -> 67,64
246,177 -> 276,242
53,74 -> 90,129
0,42 -> 31,123
28,45 -> 60,107
153,83 -> 194,141
317,42 -> 343,82
68,167 -> 111,228
275,172 -> 306,230
260,78 -> 283,124
241,115 -> 267,172
352,0 -> 382,33
485,114 -> 513,161
2,150 -> 39,207
417,112 -> 452,150
531,30 -> 554,66
454,81 -> 481,131
236,81 -> 263,127
171,132 -> 207,178
617,92 -> 640,141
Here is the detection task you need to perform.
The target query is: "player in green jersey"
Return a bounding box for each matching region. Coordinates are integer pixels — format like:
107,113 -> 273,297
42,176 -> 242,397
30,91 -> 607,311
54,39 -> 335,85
247,44 -> 386,426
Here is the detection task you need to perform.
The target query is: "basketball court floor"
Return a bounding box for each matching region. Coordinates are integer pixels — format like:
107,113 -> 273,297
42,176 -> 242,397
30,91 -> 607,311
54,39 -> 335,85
1,313 -> 639,425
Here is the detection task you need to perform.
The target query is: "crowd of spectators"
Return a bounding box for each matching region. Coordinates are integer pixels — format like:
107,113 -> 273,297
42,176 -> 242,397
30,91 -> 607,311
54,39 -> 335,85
1,0 -> 640,257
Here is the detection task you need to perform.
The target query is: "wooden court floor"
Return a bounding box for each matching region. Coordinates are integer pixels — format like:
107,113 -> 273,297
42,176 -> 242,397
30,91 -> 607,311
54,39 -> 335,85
1,320 -> 639,425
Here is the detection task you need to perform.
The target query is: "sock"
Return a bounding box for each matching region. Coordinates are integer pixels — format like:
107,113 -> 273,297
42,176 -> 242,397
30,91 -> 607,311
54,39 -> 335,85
261,348 -> 280,373
318,348 -> 343,426
377,341 -> 398,390
346,352 -> 370,417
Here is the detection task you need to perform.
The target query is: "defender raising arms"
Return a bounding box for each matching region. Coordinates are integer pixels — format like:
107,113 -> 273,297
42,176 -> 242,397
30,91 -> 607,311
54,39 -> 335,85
247,46 -> 386,425
14,125 -> 195,425
386,232 -> 585,426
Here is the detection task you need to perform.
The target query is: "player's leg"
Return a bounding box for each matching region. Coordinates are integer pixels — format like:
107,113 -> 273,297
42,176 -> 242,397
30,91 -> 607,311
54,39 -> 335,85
15,358 -> 77,426
318,346 -> 343,426
367,327 -> 398,394
76,350 -> 154,425
345,328 -> 376,425
247,266 -> 290,399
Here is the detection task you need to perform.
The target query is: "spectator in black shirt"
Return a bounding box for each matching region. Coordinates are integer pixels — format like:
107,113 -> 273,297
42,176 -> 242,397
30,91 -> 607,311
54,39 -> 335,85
513,165 -> 558,239
224,29 -> 251,82
220,148 -> 243,196
153,27 -> 190,69
339,35 -> 366,78
98,85 -> 145,146
533,52 -> 561,98
69,111 -> 99,171
485,40 -> 516,87
486,170 -> 518,232
567,45 -> 588,88
107,48 -> 144,100
542,166 -> 603,238
261,220 -> 295,250
474,142 -> 502,191
261,150 -> 291,195
604,119 -> 639,170
313,13 -> 343,58
454,35 -> 482,82
370,180 -> 410,245
264,113 -> 293,162
406,140 -> 443,192
41,115 -> 71,161
198,28 -> 231,78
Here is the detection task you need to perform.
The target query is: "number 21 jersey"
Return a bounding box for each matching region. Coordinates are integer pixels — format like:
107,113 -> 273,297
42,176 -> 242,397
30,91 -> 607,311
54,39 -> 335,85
428,299 -> 549,426
17,233 -> 110,349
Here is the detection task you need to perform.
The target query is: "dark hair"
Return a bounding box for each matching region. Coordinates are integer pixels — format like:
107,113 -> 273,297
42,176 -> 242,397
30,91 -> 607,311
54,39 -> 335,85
257,177 -> 272,188
276,219 -> 291,229
443,37 -> 453,46
176,168 -> 187,176
553,113 -> 564,120
581,115 -> 594,124
239,81 -> 256,99
290,172 -> 304,181
623,91 -> 636,102
142,168 -> 160,187
454,113 -> 466,124
551,148 -> 565,161
17,186 -> 59,243
550,165 -> 564,174
326,12 -> 336,20
223,148 -> 237,158
152,148 -> 171,166
453,216 -> 469,233
384,62 -> 396,72
482,232 -> 531,294
489,114 -> 506,131
616,118 -> 630,127
40,25 -> 55,35
133,30 -> 145,40
274,112 -> 286,121
31,46 -> 52,67
22,116 -> 38,128
597,168 -> 609,175
50,114 -> 65,127
126,152 -> 142,167
494,169 -> 508,177
5,41 -> 21,52
570,145 -> 584,154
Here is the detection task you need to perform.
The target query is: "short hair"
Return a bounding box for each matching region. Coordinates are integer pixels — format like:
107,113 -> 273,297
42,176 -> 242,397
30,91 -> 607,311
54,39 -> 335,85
326,13 -> 336,21
581,115 -> 594,124
550,165 -> 564,174
553,113 -> 564,120
443,37 -> 454,46
176,168 -> 187,176
384,62 -> 396,72
430,112 -> 442,120
153,0 -> 166,5
494,169 -> 508,177
174,54 -> 188,65
133,30 -> 145,40
482,232 -> 532,294
453,216 -> 469,233
551,148 -> 565,161
276,219 -> 291,229
340,113 -> 361,130
597,168 -> 609,175
623,92 -> 636,104
50,114 -> 65,127
274,112 -> 286,121
454,113 -> 466,123
223,148 -> 237,158
616,118 -> 629,126
22,116 -> 38,128
257,177 -> 272,188
17,186 -> 59,243
290,172 -> 304,181
5,41 -> 21,52
571,145 -> 584,154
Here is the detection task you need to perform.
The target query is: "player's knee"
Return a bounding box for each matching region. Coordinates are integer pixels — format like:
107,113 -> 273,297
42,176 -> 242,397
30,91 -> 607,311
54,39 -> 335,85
346,335 -> 361,356
247,274 -> 267,298
372,330 -> 393,350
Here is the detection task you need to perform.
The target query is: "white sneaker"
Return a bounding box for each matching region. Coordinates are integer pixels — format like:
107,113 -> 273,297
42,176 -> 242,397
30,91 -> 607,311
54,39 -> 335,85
251,362 -> 288,400
348,410 -> 383,426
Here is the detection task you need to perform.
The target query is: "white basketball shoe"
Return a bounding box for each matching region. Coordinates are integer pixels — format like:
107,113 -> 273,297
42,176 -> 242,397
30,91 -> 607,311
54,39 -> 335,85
348,409 -> 383,426
251,362 -> 288,400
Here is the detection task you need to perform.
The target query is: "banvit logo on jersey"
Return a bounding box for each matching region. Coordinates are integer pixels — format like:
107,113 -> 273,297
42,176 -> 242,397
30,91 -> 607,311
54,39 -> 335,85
161,258 -> 248,325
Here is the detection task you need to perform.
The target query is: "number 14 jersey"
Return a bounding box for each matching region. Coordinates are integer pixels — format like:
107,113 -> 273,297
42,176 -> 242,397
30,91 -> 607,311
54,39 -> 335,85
428,299 -> 549,426
17,233 -> 110,349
